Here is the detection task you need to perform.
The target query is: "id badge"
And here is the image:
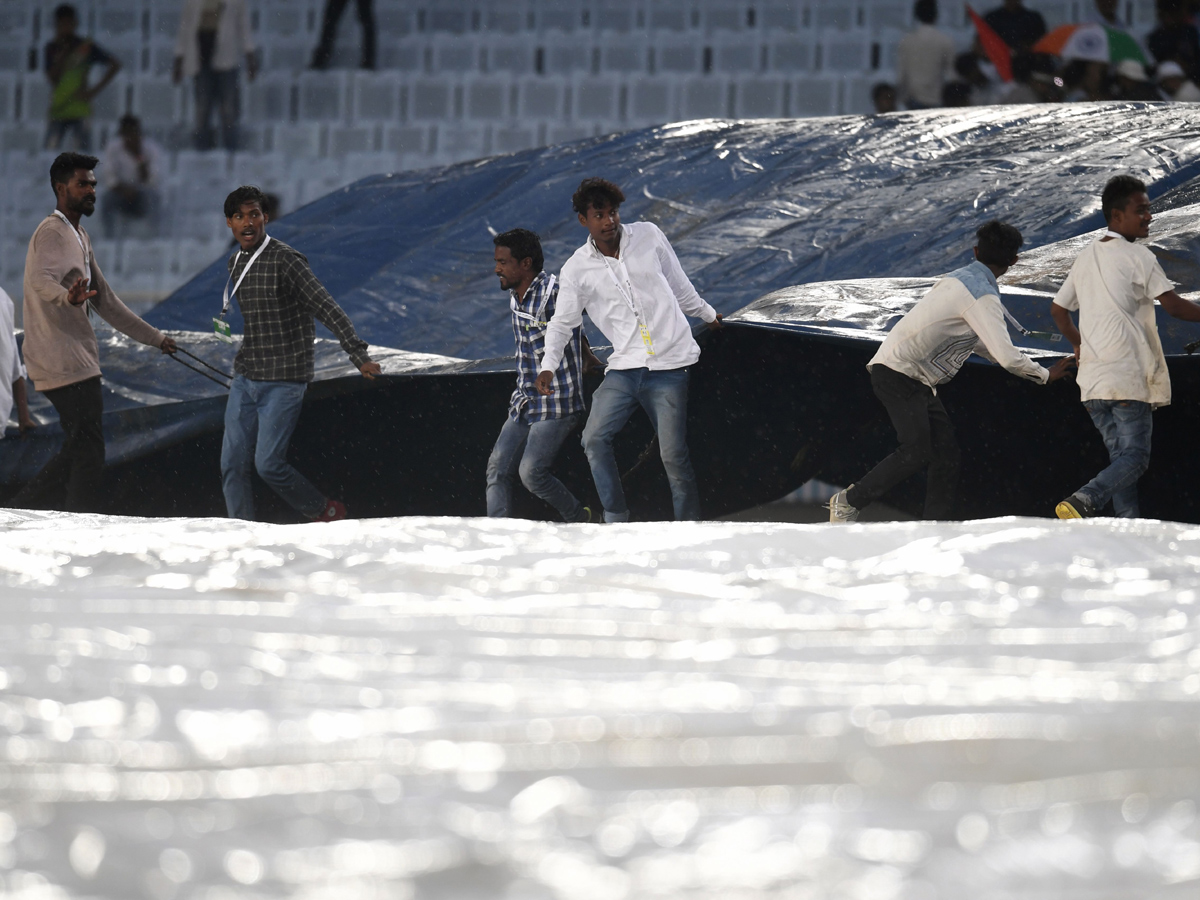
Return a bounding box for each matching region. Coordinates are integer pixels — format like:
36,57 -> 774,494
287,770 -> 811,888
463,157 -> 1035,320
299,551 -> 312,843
213,317 -> 233,343
639,323 -> 656,356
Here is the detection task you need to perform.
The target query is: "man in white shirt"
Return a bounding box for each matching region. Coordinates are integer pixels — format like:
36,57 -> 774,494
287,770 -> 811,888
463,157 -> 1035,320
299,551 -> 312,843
173,0 -> 256,151
897,0 -> 956,109
0,287 -> 34,440
829,222 -> 1074,522
101,115 -> 162,238
1157,60 -> 1200,101
535,178 -> 722,522
1051,175 -> 1200,519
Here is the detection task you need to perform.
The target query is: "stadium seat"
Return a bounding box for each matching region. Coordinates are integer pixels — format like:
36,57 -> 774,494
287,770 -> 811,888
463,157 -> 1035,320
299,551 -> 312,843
342,151 -> 396,182
680,77 -> 730,119
465,78 -> 508,120
433,123 -> 486,160
132,79 -> 183,128
492,125 -> 537,154
176,237 -> 230,282
572,78 -> 620,122
329,126 -> 371,155
299,71 -> 349,122
760,4 -> 802,32
736,78 -> 786,118
246,75 -> 292,124
714,41 -> 759,74
792,77 -> 838,116
351,73 -> 400,121
271,123 -> 323,157
410,80 -> 454,120
867,3 -> 908,31
813,2 -> 855,31
703,3 -> 746,33
385,125 -> 429,155
19,76 -> 51,125
433,37 -> 479,74
655,36 -> 702,75
822,34 -> 871,73
628,78 -> 677,125
0,75 -> 17,122
517,79 -> 565,120
769,40 -> 814,73
488,44 -> 534,76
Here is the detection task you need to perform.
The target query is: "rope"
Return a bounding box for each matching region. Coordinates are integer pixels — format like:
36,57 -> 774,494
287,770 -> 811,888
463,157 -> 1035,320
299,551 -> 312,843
167,351 -> 231,390
175,346 -> 233,380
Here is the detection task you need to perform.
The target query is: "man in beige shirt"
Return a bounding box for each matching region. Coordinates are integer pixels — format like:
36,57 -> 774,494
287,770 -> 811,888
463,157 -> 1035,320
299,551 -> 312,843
896,0 -> 956,109
12,152 -> 175,512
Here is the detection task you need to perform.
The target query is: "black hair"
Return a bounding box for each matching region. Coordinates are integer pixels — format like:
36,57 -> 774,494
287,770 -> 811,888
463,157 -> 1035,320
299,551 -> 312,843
872,82 -> 896,100
1101,175 -> 1147,222
54,4 -> 77,20
975,220 -> 1023,266
493,228 -> 544,274
224,185 -> 269,218
49,152 -> 98,193
914,0 -> 938,24
571,177 -> 625,216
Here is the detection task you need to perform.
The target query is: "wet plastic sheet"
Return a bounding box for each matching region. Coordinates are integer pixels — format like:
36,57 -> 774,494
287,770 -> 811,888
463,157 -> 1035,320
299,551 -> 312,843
148,104 -> 1200,362
729,200 -> 1200,360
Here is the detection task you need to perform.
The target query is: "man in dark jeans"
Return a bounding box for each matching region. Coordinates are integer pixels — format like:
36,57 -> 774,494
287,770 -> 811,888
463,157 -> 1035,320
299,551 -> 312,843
15,153 -> 175,512
219,185 -> 380,522
829,222 -> 1074,523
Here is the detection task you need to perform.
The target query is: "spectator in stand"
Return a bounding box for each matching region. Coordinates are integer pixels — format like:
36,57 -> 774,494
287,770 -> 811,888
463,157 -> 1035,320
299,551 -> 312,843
1158,60 -> 1200,99
955,47 -> 1005,105
174,0 -> 256,151
311,0 -> 376,70
872,83 -> 899,113
101,115 -> 163,238
43,4 -> 121,152
896,0 -> 956,110
1148,0 -> 1200,81
1114,60 -> 1164,99
984,0 -> 1047,52
1005,54 -> 1062,103
1088,0 -> 1123,27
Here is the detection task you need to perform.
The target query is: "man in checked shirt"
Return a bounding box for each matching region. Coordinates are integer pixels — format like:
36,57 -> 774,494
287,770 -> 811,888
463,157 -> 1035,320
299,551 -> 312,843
487,228 -> 601,521
220,185 -> 380,522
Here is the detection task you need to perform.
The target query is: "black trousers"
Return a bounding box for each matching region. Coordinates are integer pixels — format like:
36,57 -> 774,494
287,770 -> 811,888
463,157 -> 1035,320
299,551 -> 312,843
312,0 -> 376,69
846,365 -> 961,519
11,376 -> 105,512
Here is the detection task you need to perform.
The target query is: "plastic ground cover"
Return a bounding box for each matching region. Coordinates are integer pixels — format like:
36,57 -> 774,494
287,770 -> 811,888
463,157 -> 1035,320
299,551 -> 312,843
147,103 -> 1200,361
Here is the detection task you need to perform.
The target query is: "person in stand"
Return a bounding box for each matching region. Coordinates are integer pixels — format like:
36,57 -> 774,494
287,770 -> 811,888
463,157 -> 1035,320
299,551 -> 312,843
829,222 -> 1075,523
896,0 -> 956,110
872,83 -> 899,114
12,153 -> 176,512
0,287 -> 35,440
43,4 -> 121,152
1148,0 -> 1200,82
1157,59 -> 1200,99
1051,176 -> 1200,519
101,115 -> 163,238
219,185 -> 380,522
984,0 -> 1047,52
310,0 -> 376,70
535,178 -> 723,523
1114,59 -> 1163,100
486,228 -> 601,522
174,0 -> 256,151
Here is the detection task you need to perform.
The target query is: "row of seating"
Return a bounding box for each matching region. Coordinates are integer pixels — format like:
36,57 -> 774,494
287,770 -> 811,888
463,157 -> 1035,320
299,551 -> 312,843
3,0 -> 1158,75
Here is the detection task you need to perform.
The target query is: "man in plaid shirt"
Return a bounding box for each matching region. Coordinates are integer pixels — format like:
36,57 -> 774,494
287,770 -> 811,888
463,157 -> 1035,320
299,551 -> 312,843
486,228 -> 598,521
220,185 -> 380,522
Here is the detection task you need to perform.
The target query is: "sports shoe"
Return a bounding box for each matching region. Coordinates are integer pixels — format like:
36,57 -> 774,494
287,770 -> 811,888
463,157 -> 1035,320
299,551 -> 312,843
1055,492 -> 1095,520
312,499 -> 347,522
570,506 -> 594,523
828,487 -> 859,523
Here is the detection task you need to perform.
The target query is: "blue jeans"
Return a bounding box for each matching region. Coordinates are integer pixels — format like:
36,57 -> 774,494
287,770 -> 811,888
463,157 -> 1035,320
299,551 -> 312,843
221,375 -> 326,520
193,67 -> 240,150
44,119 -> 90,151
1078,399 -> 1153,518
486,412 -> 584,521
581,367 -> 699,523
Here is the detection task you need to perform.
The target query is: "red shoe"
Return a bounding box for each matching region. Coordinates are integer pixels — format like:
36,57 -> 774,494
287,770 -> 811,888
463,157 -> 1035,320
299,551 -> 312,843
312,499 -> 347,522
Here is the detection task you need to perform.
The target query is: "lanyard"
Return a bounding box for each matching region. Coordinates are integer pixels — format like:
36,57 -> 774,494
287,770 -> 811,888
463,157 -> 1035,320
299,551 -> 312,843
598,250 -> 656,357
221,235 -> 271,318
52,210 -> 90,284
510,274 -> 556,326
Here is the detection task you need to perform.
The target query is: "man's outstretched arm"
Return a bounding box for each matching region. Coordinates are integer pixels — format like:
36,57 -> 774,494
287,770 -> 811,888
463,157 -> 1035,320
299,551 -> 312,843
1158,290 -> 1200,323
288,256 -> 377,376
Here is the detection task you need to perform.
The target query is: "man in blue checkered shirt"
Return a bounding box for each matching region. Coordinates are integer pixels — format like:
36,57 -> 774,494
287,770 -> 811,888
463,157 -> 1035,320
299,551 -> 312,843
486,229 -> 599,521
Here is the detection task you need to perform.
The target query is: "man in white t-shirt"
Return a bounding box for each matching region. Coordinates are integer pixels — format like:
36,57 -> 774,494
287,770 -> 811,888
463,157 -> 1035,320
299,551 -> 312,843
829,222 -> 1074,523
1051,175 -> 1200,519
896,0 -> 956,109
0,287 -> 35,440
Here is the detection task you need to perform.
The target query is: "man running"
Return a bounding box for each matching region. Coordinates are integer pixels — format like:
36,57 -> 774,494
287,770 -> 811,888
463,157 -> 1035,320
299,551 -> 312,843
829,221 -> 1074,522
14,152 -> 175,511
1051,175 -> 1200,518
536,178 -> 722,522
219,185 -> 380,522
487,228 -> 600,522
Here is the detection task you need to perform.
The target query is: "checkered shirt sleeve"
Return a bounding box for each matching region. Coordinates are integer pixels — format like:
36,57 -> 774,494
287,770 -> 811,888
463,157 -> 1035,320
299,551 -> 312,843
508,272 -> 586,422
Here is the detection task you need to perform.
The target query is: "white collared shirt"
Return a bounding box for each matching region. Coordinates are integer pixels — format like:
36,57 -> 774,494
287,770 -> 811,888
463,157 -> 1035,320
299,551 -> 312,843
0,288 -> 25,436
540,221 -> 717,374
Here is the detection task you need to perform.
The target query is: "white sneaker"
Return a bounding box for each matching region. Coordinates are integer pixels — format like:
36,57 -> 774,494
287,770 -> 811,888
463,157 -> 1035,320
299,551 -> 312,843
827,487 -> 859,523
